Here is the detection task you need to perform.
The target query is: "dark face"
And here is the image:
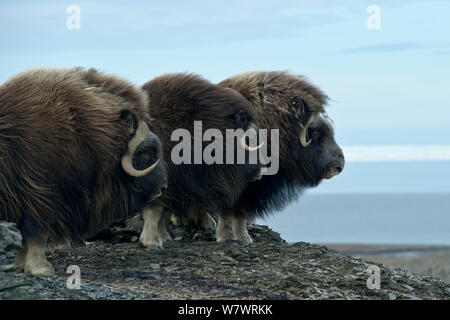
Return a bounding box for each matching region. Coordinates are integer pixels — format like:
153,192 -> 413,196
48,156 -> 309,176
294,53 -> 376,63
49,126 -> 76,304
296,115 -> 345,186
121,110 -> 167,201
132,131 -> 167,200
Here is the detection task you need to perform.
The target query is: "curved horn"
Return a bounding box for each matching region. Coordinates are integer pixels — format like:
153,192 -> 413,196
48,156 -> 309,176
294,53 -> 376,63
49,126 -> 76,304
121,121 -> 160,177
121,157 -> 160,178
299,115 -> 315,147
240,134 -> 264,152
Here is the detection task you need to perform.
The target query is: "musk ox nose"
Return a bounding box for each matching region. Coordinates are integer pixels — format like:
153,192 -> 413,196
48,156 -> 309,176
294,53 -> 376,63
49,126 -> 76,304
324,155 -> 345,180
324,162 -> 344,180
334,149 -> 345,174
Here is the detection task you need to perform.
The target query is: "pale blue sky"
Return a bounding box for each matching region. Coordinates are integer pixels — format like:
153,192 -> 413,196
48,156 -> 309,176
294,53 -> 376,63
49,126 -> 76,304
1,0 -> 449,145
1,0 -> 449,193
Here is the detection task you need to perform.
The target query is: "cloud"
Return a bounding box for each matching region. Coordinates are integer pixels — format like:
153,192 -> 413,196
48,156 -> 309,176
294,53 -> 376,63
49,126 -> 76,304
343,145 -> 450,162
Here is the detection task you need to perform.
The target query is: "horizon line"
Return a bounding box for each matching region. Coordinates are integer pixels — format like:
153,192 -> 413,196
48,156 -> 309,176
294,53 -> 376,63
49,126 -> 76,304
342,145 -> 450,162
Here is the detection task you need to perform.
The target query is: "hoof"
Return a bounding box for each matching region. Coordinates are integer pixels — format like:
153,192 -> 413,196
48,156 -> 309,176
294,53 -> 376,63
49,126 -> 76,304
201,213 -> 217,231
216,233 -> 238,242
139,234 -> 164,250
238,236 -> 254,245
25,263 -> 55,276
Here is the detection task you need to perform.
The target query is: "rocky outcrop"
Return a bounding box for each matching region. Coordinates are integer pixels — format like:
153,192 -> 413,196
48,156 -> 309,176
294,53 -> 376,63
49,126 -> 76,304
1,219 -> 449,300
0,222 -> 35,299
0,222 -> 22,270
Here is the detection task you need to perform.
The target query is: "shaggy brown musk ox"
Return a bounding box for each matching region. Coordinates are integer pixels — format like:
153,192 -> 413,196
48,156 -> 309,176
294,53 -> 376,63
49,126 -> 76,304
0,67 -> 167,275
138,73 -> 262,249
214,71 -> 345,243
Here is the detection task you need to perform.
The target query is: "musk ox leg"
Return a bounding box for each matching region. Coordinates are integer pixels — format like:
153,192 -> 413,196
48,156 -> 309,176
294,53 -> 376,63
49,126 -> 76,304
140,206 -> 168,249
158,212 -> 172,242
170,208 -> 216,231
170,213 -> 182,226
14,249 -> 26,271
234,216 -> 253,244
199,211 -> 217,231
216,213 -> 237,242
23,241 -> 54,276
50,241 -> 72,250
184,206 -> 216,231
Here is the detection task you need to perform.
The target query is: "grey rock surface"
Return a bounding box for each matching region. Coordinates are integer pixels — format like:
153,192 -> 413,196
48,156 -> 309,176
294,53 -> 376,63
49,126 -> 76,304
0,219 -> 449,300
0,222 -> 22,269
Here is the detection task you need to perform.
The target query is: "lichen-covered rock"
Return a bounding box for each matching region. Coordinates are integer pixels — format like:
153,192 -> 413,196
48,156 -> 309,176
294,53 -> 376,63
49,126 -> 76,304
0,221 -> 22,268
0,220 -> 449,300
0,221 -> 31,299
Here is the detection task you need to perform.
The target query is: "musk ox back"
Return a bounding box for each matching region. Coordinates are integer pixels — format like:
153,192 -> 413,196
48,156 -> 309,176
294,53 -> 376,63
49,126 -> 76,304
137,73 -> 262,249
0,67 -> 166,275
215,71 -> 345,243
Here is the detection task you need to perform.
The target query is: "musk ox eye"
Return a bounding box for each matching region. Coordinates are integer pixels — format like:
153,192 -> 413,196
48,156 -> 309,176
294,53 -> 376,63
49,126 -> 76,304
120,110 -> 137,135
309,128 -> 321,141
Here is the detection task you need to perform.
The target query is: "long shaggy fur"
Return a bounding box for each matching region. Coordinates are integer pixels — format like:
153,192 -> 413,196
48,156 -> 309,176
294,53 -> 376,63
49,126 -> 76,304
219,71 -> 343,219
0,67 -> 165,246
142,73 -> 260,222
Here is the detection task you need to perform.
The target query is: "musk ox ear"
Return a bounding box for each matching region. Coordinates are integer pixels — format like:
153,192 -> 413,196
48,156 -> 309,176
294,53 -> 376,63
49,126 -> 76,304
231,110 -> 249,129
120,110 -> 137,134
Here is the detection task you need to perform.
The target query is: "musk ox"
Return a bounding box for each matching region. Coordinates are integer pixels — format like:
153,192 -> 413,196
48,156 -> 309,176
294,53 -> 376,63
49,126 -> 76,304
212,71 -> 345,243
137,73 -> 263,249
0,67 -> 167,275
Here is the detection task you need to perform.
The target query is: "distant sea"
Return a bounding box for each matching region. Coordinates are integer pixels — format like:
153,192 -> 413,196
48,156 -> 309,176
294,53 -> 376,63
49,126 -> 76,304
257,162 -> 450,245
